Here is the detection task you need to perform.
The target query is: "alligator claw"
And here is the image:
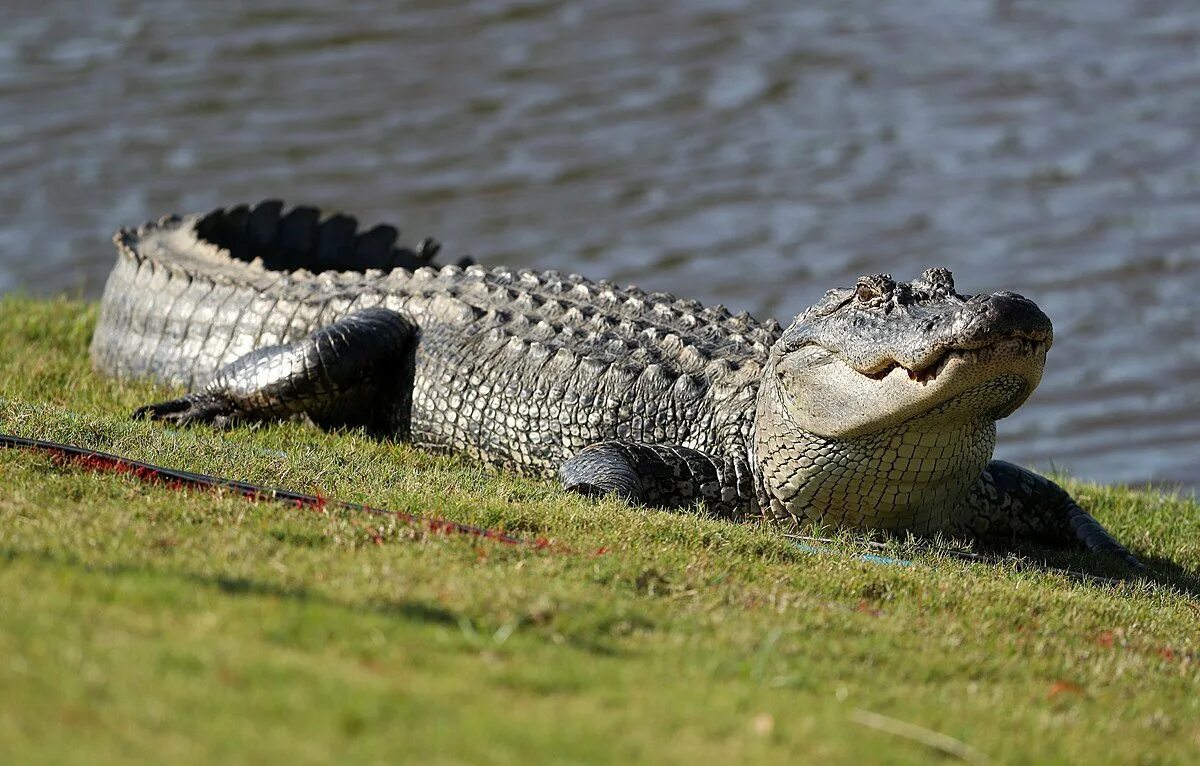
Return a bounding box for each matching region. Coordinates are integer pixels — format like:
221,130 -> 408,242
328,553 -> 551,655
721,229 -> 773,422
132,393 -> 238,427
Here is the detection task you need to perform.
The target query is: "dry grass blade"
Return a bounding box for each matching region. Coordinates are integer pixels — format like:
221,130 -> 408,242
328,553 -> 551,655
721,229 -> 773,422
851,708 -> 991,765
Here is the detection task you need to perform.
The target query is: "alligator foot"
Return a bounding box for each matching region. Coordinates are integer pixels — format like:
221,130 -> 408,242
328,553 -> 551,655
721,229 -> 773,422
131,308 -> 419,434
560,441 -> 750,518
1064,498 -> 1144,569
133,392 -> 239,427
964,460 -> 1143,569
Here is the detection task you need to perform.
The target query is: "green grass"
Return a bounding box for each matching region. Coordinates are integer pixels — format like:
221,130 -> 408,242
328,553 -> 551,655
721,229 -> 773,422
1,295 -> 1198,765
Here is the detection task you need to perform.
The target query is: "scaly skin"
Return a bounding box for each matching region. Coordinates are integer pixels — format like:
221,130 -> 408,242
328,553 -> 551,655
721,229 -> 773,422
93,200 -> 1140,566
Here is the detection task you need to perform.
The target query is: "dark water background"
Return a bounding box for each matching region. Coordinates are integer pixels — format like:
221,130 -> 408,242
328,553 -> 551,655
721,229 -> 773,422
1,1 -> 1197,491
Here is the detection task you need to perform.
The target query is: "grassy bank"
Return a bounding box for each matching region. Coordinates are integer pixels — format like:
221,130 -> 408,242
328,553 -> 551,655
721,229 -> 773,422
1,296 -> 1197,764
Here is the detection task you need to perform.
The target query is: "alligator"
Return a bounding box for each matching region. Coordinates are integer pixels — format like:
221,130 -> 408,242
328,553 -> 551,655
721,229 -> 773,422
91,199 -> 1140,566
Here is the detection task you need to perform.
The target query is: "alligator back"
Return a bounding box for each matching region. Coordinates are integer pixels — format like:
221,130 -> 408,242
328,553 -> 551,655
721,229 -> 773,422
93,200 -> 781,470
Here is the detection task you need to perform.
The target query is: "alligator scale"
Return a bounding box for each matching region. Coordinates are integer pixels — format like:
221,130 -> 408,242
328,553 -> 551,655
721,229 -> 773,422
92,200 -> 1138,565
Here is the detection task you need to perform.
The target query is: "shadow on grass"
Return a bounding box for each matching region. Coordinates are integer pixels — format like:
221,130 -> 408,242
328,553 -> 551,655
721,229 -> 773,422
969,540 -> 1200,598
208,573 -> 461,627
0,545 -> 624,656
1129,554 -> 1200,597
788,529 -> 1200,599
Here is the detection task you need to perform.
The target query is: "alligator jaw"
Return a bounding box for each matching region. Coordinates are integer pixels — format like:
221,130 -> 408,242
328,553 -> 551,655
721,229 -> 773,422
863,337 -> 1050,384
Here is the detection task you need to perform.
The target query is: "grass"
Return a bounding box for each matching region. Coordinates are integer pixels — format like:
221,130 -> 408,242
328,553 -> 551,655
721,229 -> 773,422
0,295 -> 1198,765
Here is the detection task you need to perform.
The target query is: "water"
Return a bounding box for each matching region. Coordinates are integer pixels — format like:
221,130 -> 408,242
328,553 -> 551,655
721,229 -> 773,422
1,0 -> 1197,491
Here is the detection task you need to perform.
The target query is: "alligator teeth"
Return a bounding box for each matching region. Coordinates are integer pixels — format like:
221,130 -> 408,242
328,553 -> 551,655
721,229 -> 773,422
861,337 -> 1047,383
908,355 -> 948,383
908,365 -> 933,383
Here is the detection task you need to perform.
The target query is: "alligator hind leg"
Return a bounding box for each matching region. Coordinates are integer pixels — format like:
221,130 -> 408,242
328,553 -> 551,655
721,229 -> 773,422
961,460 -> 1142,568
559,441 -> 752,519
133,308 -> 418,435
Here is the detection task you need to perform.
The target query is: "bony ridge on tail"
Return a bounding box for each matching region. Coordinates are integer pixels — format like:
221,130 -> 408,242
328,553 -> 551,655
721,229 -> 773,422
93,199 -> 1140,567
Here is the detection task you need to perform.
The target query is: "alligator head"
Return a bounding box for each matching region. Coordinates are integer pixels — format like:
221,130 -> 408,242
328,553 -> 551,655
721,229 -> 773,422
753,268 -> 1053,532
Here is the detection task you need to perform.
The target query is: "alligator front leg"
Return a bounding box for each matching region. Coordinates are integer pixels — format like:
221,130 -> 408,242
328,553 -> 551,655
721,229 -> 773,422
133,308 -> 418,435
559,441 -> 751,519
959,460 -> 1142,568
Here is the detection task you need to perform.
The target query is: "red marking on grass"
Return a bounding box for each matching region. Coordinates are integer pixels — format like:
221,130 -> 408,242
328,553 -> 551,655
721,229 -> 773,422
1095,631 -> 1115,648
1047,680 -> 1083,699
3,434 -> 538,552
854,599 -> 883,617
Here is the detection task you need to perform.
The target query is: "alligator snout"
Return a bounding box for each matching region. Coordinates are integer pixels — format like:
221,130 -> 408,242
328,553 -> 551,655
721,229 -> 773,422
959,291 -> 1053,347
776,270 -> 1055,377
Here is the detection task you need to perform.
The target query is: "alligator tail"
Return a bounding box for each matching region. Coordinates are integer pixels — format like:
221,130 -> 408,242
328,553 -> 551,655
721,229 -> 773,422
90,199 -> 469,389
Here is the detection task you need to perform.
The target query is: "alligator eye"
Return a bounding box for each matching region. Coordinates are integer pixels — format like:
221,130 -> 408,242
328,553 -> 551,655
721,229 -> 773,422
854,282 -> 879,302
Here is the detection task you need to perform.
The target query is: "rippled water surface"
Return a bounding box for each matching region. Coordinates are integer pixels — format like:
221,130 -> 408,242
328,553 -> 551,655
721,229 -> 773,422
1,0 -> 1197,489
